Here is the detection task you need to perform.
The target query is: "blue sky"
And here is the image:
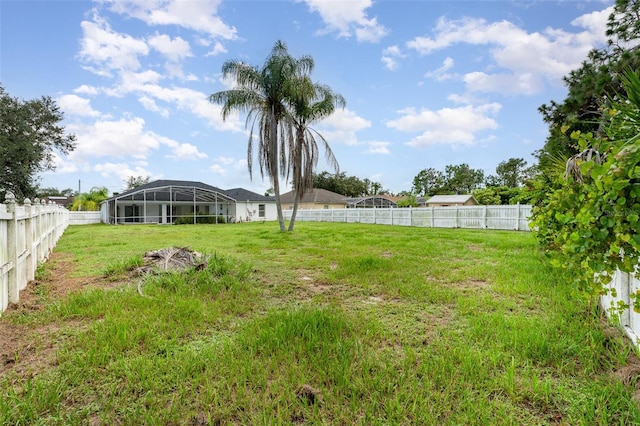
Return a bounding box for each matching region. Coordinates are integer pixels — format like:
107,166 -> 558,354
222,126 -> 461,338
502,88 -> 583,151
1,0 -> 613,195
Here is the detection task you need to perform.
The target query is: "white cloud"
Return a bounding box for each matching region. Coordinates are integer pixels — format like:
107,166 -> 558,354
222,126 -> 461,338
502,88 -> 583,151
94,162 -> 155,182
406,11 -> 611,94
166,143 -> 208,160
209,164 -> 225,175
209,156 -> 247,176
424,57 -> 455,81
300,0 -> 389,42
102,0 -> 238,40
365,141 -> 391,155
67,117 -> 170,160
463,71 -> 544,95
73,84 -> 99,96
381,45 -> 404,70
148,33 -> 192,62
571,7 -> 612,42
205,41 -> 228,57
216,156 -> 236,166
56,94 -> 101,117
317,108 -> 371,146
51,152 -> 80,174
138,95 -> 170,117
387,103 -> 501,148
79,17 -> 149,73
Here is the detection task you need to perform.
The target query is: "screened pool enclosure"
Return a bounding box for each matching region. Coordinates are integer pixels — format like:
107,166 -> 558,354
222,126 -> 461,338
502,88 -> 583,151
101,181 -> 244,224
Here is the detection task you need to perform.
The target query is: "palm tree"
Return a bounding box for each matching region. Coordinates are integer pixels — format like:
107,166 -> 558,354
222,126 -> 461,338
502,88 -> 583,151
70,186 -> 109,211
285,79 -> 345,231
209,40 -> 313,231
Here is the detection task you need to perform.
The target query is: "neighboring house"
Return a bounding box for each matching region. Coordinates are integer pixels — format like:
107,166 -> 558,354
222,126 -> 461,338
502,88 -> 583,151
345,195 -> 398,208
280,188 -> 347,210
44,196 -> 74,208
100,180 -> 276,224
224,187 -> 277,222
425,194 -> 478,207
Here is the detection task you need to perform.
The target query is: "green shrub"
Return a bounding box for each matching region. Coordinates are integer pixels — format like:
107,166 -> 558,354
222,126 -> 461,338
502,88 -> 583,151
174,212 -> 222,225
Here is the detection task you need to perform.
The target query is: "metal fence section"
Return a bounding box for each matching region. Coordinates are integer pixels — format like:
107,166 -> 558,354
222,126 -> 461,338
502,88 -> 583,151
0,193 -> 69,314
601,269 -> 640,347
285,205 -> 533,231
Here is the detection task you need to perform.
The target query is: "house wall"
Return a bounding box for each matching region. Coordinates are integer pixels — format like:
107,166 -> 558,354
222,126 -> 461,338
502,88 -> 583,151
234,201 -> 277,222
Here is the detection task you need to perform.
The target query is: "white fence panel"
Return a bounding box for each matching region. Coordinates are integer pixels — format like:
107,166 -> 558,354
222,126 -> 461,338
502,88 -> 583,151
601,269 -> 640,347
69,211 -> 102,225
286,205 -> 532,231
0,194 -> 69,314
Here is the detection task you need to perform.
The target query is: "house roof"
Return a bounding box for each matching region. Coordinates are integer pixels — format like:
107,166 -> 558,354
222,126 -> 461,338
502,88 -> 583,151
105,180 -> 236,203
426,194 -> 477,205
279,188 -> 347,204
225,188 -> 274,202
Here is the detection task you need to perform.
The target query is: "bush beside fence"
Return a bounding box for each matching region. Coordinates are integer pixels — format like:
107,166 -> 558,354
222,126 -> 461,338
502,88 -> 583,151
284,205 -> 532,231
0,193 -> 69,314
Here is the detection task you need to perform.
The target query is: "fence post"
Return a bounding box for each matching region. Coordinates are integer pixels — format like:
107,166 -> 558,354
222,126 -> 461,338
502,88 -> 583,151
6,192 -> 19,304
515,203 -> 520,230
24,198 -> 34,283
481,205 -> 486,229
430,206 -> 434,228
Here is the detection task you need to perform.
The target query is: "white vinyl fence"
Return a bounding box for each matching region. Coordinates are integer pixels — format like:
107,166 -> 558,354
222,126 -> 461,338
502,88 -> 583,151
285,205 -> 532,231
1,193 -> 69,314
601,269 -> 640,347
69,211 -> 102,225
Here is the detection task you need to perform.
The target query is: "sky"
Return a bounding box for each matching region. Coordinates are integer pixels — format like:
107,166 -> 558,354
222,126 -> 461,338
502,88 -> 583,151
0,0 -> 615,196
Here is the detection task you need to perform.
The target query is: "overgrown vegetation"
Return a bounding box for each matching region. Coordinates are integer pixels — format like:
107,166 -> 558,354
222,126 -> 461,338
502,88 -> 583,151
531,70 -> 640,307
1,223 -> 639,424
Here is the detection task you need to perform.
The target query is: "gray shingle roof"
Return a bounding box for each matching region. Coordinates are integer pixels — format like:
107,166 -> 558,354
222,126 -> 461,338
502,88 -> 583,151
225,188 -> 274,202
279,188 -> 347,204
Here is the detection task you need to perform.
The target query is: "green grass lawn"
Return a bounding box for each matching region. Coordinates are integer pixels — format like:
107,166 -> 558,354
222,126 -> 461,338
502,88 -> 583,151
1,222 -> 638,425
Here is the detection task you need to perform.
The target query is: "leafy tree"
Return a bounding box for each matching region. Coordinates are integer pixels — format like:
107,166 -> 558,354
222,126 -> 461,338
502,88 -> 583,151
397,195 -> 418,207
444,163 -> 484,194
312,171 -> 376,197
36,187 -> 75,198
489,158 -> 531,188
471,187 -> 501,205
286,76 -> 345,231
70,186 -> 109,211
210,40 -> 313,231
0,85 -> 76,201
411,167 -> 446,196
536,0 -> 640,172
124,175 -> 151,190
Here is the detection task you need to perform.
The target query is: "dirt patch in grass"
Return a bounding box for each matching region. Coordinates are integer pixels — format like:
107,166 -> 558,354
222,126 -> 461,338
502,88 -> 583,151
0,252 -> 116,379
455,279 -> 492,291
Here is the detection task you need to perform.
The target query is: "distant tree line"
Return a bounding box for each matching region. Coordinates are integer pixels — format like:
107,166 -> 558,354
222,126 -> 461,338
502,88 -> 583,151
312,171 -> 388,198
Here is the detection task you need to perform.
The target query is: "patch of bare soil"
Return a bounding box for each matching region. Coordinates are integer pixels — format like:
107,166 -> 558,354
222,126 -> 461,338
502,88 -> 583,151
455,279 -> 492,291
0,251 -> 118,379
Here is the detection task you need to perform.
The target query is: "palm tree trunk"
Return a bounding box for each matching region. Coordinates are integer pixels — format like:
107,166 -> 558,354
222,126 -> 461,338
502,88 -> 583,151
273,175 -> 286,231
288,190 -> 300,231
270,108 -> 286,231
